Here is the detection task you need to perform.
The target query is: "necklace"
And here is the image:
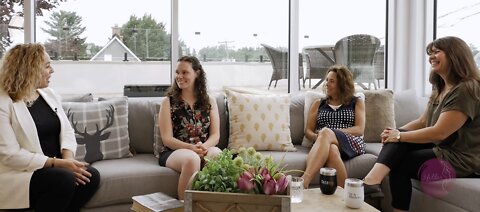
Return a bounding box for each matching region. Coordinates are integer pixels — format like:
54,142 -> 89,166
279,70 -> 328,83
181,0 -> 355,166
24,92 -> 39,107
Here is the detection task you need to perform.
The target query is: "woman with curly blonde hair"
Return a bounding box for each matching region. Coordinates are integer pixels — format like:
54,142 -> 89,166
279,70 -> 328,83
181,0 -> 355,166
302,65 -> 366,188
0,43 -> 99,211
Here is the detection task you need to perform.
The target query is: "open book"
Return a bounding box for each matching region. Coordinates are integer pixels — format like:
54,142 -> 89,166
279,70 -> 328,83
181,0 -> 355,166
131,192 -> 183,212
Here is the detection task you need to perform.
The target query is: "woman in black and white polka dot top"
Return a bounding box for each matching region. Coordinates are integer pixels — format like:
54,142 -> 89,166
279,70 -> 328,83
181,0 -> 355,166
301,65 -> 366,188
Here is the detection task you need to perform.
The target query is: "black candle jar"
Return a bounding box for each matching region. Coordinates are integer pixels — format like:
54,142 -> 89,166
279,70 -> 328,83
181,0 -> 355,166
319,167 -> 337,195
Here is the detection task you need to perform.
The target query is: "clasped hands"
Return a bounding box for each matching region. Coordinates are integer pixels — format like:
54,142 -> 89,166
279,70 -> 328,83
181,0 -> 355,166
55,158 -> 92,186
380,127 -> 401,144
191,141 -> 208,158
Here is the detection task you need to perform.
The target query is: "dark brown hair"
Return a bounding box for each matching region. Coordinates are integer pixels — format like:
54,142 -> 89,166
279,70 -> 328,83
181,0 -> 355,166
426,36 -> 480,100
167,56 -> 210,110
323,65 -> 355,105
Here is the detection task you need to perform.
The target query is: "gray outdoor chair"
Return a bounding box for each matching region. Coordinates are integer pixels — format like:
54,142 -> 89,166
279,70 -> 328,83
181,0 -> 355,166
303,47 -> 335,89
333,34 -> 380,90
261,43 -> 304,89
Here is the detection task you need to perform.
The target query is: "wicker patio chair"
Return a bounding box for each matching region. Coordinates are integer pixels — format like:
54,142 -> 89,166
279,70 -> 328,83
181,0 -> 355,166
333,34 -> 380,90
303,47 -> 335,88
261,43 -> 304,89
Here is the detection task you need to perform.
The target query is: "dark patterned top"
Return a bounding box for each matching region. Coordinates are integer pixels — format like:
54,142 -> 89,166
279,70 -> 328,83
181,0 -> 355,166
170,96 -> 211,146
316,97 -> 365,156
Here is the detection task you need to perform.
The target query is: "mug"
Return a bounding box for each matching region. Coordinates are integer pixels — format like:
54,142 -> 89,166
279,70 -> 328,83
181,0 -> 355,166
319,167 -> 337,195
344,178 -> 364,209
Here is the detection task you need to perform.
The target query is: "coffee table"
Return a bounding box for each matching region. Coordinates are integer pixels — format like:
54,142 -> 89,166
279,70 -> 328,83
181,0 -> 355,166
292,187 -> 379,211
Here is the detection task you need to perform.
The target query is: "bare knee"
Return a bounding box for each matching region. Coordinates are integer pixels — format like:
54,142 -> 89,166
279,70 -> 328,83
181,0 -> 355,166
317,128 -> 336,144
182,154 -> 201,173
205,147 -> 222,160
167,149 -> 202,174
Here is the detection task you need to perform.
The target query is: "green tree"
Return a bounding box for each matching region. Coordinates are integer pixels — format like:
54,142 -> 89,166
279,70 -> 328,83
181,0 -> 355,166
0,0 -> 66,56
121,14 -> 170,61
41,10 -> 87,60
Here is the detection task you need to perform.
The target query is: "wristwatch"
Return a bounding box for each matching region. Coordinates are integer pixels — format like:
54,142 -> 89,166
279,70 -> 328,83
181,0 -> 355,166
395,132 -> 401,142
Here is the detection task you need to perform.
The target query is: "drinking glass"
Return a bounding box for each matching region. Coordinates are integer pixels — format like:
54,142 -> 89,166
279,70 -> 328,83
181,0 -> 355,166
290,177 -> 304,203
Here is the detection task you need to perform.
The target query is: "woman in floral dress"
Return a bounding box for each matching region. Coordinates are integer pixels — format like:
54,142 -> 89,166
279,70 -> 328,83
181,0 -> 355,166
158,56 -> 221,200
302,65 -> 366,188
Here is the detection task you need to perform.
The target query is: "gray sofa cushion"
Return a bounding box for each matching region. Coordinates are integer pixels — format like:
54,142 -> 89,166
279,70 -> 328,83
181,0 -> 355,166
394,89 -> 420,128
127,97 -> 163,153
289,93 -> 305,146
363,90 -> 396,143
86,154 -> 179,208
411,178 -> 480,212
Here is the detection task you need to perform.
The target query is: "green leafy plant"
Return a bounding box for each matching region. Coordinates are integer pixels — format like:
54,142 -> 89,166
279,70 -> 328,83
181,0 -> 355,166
192,147 -> 300,195
192,149 -> 242,192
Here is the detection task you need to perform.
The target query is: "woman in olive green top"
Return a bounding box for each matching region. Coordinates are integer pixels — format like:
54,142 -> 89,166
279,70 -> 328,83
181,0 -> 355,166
363,36 -> 480,212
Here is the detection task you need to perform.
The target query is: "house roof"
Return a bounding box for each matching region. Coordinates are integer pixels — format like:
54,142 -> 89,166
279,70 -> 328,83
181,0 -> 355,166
90,36 -> 141,61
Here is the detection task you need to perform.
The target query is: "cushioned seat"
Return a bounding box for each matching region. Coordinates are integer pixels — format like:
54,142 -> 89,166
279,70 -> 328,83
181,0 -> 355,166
86,154 -> 179,208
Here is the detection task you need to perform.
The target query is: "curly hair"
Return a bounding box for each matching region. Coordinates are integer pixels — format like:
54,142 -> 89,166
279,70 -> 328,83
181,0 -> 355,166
427,36 -> 480,101
322,65 -> 355,105
167,56 -> 210,110
0,43 -> 46,102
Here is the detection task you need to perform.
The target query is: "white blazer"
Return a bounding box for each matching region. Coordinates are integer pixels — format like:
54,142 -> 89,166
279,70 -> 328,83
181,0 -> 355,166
0,87 -> 76,209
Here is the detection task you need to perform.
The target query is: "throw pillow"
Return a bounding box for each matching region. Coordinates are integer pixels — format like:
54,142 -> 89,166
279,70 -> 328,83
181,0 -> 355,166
301,91 -> 364,147
62,93 -> 94,102
62,97 -> 132,163
225,90 -> 296,152
301,91 -> 325,147
363,89 -> 396,143
394,89 -> 420,128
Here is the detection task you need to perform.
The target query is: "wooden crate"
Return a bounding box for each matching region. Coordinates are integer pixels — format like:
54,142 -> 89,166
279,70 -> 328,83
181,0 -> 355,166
184,190 -> 291,212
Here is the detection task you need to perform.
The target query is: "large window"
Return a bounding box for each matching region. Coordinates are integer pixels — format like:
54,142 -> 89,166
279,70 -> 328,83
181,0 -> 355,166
436,0 -> 480,68
34,0 -> 171,97
8,0 -> 388,96
300,0 -> 386,90
179,0 -> 289,93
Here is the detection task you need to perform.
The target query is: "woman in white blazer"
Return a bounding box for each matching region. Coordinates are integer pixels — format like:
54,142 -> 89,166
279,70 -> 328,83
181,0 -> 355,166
0,44 -> 100,211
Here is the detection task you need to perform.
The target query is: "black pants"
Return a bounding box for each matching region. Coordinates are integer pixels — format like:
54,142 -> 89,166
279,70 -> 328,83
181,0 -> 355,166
29,166 -> 100,212
376,142 -> 438,211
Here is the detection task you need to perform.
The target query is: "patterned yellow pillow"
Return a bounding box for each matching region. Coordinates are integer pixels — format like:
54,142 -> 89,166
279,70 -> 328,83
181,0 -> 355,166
226,90 -> 296,152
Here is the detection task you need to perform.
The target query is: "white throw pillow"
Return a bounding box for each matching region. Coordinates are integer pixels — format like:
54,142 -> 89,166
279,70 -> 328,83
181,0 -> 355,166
226,90 -> 296,152
302,91 -> 364,147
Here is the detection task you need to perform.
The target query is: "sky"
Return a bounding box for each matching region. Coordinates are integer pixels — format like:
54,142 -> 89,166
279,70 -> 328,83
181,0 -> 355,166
33,0 -> 387,50
10,0 -> 480,51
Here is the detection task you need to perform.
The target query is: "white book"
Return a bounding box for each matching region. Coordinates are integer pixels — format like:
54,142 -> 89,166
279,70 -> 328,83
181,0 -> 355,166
131,192 -> 183,212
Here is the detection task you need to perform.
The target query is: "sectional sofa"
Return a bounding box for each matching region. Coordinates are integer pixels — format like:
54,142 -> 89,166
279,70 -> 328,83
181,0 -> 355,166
73,89 -> 478,212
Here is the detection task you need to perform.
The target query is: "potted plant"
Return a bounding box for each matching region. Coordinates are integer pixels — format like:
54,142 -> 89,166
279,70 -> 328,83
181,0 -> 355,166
185,147 -> 294,212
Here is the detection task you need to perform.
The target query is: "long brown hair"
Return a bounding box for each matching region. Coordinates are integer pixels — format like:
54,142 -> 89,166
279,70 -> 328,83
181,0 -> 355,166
167,56 -> 210,110
0,43 -> 46,102
322,65 -> 355,105
426,36 -> 480,101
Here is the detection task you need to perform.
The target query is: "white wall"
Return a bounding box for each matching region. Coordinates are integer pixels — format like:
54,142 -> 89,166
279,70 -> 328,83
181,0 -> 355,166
49,61 -> 275,97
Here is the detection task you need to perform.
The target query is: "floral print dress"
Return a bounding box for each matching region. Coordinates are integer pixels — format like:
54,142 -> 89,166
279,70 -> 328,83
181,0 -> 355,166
167,96 -> 211,151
